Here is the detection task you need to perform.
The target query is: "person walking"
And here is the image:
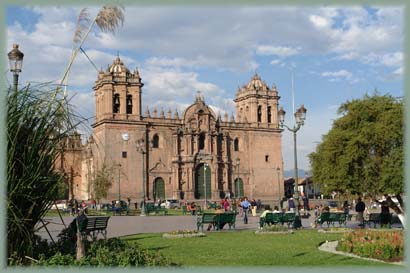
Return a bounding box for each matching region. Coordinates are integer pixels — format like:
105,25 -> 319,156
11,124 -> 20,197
251,199 -> 257,216
223,197 -> 230,211
355,197 -> 366,227
241,197 -> 251,224
302,194 -> 309,216
288,197 -> 295,212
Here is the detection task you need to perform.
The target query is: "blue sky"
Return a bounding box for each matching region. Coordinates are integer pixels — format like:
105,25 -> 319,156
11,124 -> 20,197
6,5 -> 403,172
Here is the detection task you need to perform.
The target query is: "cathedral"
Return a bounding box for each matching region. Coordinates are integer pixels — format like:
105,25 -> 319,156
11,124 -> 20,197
60,56 -> 284,203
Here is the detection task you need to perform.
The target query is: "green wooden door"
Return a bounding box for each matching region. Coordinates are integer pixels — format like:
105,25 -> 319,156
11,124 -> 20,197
195,164 -> 211,199
154,178 -> 165,200
234,178 -> 244,198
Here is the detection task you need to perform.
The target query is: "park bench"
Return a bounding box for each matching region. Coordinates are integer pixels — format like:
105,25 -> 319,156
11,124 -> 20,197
365,213 -> 396,228
197,213 -> 217,232
365,213 -> 381,228
281,212 -> 295,227
315,212 -> 347,227
81,216 -> 110,240
144,203 -> 168,215
215,212 -> 236,230
259,212 -> 283,228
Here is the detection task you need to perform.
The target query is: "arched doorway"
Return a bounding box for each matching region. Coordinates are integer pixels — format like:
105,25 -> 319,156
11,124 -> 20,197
234,178 -> 244,198
153,177 -> 165,200
195,163 -> 211,199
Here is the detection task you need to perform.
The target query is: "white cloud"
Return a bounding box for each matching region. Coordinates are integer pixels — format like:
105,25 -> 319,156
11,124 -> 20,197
309,15 -> 330,28
321,69 -> 352,78
256,45 -> 299,57
270,59 -> 281,65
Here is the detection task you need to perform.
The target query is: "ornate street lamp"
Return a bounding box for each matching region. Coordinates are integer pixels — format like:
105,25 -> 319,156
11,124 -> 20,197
235,158 -> 240,197
136,133 -> 147,216
204,163 -> 209,209
8,44 -> 24,92
276,167 -> 281,202
278,104 -> 307,228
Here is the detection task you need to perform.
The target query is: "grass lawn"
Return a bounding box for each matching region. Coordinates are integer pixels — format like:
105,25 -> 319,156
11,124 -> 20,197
121,229 -> 396,267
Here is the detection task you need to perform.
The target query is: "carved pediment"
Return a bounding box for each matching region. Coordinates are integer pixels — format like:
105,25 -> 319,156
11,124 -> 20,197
149,158 -> 171,174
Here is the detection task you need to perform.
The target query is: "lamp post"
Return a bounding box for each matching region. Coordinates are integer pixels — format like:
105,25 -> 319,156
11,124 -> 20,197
278,104 -> 307,229
235,158 -> 240,197
116,164 -> 121,201
8,44 -> 24,92
204,163 -> 209,209
137,135 -> 147,216
276,167 -> 281,202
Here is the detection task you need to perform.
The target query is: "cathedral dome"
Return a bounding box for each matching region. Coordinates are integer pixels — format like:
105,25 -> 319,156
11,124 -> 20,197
246,73 -> 269,91
107,56 -> 130,74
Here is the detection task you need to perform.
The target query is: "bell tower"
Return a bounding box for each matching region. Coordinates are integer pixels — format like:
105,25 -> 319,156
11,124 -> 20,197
94,56 -> 143,122
234,73 -> 280,127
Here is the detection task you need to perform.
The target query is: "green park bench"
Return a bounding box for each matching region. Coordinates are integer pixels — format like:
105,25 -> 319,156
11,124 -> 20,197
215,212 -> 236,230
197,213 -> 217,232
315,212 -> 347,227
281,212 -> 295,227
365,213 -> 381,228
144,203 -> 168,215
81,216 -> 110,240
259,212 -> 283,228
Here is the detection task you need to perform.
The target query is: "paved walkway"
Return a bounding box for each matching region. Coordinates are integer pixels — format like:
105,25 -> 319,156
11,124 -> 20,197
36,211 -> 399,242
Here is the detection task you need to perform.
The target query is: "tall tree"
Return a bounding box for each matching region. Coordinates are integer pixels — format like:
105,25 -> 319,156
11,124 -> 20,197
309,94 -> 404,223
92,164 -> 113,204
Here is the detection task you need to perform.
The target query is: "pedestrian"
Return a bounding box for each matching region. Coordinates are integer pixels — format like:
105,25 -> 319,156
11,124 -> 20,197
288,197 -> 295,212
223,197 -> 230,211
282,197 -> 288,212
256,199 -> 262,212
127,197 -> 131,207
251,199 -> 257,216
342,200 -> 349,215
238,198 -> 243,217
380,201 -> 391,227
302,194 -> 309,215
240,197 -> 251,224
355,197 -> 366,227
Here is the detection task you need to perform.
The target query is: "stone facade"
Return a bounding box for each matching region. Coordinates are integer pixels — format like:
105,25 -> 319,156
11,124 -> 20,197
65,56 -> 285,203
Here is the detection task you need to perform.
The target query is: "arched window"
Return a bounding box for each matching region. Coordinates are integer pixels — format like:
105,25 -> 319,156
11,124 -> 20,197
113,94 -> 120,113
126,95 -> 132,114
234,138 -> 239,151
152,134 -> 159,148
198,133 -> 205,151
257,105 -> 262,122
267,106 -> 271,123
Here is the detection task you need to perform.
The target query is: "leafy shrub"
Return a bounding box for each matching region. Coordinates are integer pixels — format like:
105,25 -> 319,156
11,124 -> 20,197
35,238 -> 176,267
337,229 -> 403,261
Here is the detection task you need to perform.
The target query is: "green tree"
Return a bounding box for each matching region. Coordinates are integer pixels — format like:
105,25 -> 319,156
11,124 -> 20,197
309,94 -> 404,220
92,164 -> 113,203
7,84 -> 76,264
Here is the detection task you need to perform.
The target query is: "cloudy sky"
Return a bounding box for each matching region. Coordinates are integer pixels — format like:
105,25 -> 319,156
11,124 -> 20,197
6,5 -> 404,172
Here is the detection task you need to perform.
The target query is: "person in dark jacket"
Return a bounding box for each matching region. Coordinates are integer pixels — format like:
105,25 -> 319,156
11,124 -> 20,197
355,197 -> 366,227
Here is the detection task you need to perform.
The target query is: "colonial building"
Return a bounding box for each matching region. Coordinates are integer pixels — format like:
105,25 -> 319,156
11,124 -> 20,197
62,56 -> 285,203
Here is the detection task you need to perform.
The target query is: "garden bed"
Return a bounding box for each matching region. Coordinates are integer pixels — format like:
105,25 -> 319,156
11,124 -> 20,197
255,230 -> 294,235
255,225 -> 293,235
337,229 -> 403,263
162,230 -> 206,238
318,227 -> 353,233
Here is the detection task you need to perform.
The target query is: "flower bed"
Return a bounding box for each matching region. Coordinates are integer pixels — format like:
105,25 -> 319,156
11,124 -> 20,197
337,229 -> 403,262
255,225 -> 294,235
318,227 -> 353,233
162,230 -> 206,238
